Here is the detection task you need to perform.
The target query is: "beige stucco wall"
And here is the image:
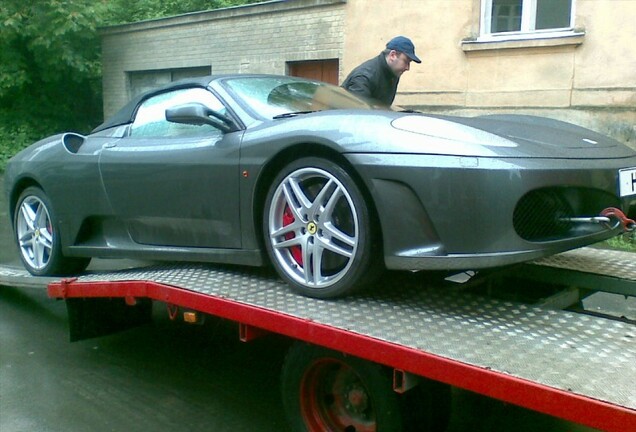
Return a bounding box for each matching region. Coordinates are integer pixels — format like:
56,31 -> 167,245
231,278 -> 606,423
342,0 -> 472,105
342,0 -> 636,147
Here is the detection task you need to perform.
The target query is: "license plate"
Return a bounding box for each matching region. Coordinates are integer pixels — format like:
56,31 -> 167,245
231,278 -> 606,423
619,167 -> 636,197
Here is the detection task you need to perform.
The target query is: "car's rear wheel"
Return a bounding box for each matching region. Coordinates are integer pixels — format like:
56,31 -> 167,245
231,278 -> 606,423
263,157 -> 377,298
14,186 -> 90,276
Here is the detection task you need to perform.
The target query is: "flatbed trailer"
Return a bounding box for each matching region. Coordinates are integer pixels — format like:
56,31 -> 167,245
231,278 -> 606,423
2,247 -> 635,431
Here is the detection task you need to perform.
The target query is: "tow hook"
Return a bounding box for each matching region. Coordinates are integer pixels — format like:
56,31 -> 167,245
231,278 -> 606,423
560,207 -> 635,232
600,207 -> 636,232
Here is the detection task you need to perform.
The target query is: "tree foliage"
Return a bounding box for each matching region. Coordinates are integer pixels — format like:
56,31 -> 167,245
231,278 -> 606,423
106,0 -> 263,24
0,1 -> 106,134
0,0 -> 261,170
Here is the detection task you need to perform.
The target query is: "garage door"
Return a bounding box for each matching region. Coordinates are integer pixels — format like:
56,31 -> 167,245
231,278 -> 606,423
128,66 -> 212,99
287,59 -> 339,85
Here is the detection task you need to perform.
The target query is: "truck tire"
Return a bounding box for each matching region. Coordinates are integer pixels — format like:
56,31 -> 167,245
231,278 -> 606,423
281,342 -> 451,432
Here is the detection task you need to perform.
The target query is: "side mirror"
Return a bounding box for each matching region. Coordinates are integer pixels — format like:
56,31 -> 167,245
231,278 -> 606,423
165,103 -> 236,133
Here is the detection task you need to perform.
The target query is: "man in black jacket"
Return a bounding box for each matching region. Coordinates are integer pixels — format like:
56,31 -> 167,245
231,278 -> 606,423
342,36 -> 421,106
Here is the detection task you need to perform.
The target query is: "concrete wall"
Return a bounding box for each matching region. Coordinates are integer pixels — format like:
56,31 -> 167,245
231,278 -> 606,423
101,0 -> 346,118
342,0 -> 636,147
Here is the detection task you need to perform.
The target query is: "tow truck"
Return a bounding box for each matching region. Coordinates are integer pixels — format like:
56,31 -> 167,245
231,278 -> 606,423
1,246 -> 634,431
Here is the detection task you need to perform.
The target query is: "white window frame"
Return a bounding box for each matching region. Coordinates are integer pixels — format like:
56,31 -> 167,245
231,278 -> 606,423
479,0 -> 576,42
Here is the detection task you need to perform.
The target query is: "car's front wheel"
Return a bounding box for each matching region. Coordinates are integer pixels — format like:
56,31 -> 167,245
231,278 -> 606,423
14,186 -> 90,276
263,157 -> 378,298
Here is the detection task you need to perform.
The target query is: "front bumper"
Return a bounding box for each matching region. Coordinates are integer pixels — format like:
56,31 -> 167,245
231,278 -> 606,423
346,153 -> 636,271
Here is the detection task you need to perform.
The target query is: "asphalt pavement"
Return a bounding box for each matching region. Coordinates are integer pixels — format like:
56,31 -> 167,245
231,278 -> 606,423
0,174 -> 599,432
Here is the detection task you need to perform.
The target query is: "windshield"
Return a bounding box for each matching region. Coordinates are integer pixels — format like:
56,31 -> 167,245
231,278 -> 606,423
222,76 -> 374,119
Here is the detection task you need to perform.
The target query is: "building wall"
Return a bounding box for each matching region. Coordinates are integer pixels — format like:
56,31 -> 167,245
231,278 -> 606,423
342,0 -> 636,147
100,0 -> 635,147
101,0 -> 346,118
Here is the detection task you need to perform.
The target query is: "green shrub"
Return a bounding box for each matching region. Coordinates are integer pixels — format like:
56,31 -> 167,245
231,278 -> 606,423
602,231 -> 636,252
0,123 -> 44,173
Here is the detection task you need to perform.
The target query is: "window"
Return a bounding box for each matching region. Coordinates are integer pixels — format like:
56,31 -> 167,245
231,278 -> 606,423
222,76 -> 371,120
130,88 -> 226,138
482,0 -> 574,37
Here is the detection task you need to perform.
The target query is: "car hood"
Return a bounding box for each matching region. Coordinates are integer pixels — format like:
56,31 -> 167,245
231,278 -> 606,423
387,113 -> 635,159
274,111 -> 632,159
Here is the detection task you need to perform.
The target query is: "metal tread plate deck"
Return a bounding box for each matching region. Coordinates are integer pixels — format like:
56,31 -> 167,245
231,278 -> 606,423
58,263 -> 635,413
0,265 -> 57,289
3,247 -> 634,290
4,247 -> 635,430
533,247 -> 636,281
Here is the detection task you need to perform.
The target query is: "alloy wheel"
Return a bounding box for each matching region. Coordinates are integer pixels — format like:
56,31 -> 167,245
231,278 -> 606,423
16,195 -> 54,271
267,166 -> 359,289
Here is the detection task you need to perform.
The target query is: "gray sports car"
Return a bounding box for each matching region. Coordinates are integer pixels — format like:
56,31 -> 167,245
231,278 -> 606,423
5,74 -> 636,297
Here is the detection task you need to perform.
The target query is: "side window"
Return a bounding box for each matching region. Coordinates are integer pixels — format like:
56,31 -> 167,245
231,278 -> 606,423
482,0 -> 573,36
130,88 -> 227,138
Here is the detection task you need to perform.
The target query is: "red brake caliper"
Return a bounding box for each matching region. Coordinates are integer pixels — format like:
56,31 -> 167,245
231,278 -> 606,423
283,205 -> 303,265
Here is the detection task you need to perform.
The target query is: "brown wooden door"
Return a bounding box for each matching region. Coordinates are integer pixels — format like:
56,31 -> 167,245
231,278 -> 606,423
288,59 -> 339,85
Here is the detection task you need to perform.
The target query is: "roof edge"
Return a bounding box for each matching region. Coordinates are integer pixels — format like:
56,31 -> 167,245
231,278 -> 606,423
99,0 -> 347,36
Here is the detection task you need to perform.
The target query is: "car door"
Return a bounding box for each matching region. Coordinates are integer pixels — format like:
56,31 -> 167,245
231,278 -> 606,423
98,87 -> 242,249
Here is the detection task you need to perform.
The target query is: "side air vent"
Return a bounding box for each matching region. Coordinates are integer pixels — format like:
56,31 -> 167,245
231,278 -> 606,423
62,133 -> 86,154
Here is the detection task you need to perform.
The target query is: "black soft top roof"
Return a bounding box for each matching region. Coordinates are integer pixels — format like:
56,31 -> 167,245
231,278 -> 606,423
92,75 -> 216,133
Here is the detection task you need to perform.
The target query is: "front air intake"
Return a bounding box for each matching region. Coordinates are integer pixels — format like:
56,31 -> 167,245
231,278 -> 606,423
513,187 -> 620,242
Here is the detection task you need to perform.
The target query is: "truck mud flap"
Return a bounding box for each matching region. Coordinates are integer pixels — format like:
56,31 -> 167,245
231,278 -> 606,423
66,297 -> 152,342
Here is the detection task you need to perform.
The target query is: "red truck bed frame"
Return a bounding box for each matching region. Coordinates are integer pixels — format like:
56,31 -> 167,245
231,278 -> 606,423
1,247 -> 632,431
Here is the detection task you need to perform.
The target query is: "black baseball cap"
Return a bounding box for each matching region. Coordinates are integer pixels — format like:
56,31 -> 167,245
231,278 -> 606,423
386,36 -> 421,63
